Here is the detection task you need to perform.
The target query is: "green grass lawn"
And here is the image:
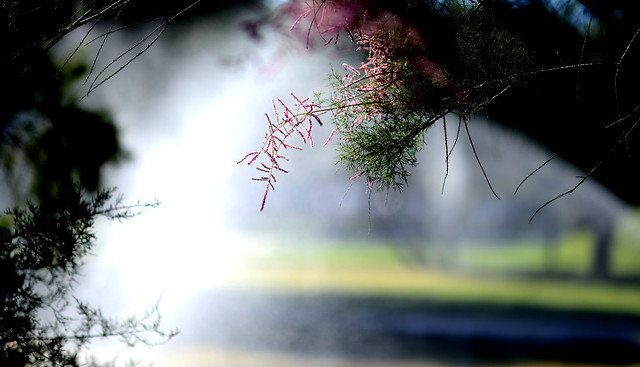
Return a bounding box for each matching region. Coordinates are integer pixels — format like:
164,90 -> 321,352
230,233 -> 640,316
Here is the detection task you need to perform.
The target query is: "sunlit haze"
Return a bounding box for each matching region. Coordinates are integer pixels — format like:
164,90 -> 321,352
44,2 -> 640,366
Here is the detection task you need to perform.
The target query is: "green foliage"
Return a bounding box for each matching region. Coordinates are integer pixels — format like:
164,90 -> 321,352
325,29 -> 446,192
0,185 -> 175,367
243,0 -> 537,208
333,93 -> 432,191
323,0 -> 535,192
1,22 -> 124,204
447,0 -> 535,111
234,239 -> 640,315
1,3 -> 183,364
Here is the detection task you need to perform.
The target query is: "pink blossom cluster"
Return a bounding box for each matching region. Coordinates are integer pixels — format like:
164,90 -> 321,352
333,28 -> 408,132
330,28 -> 415,191
237,94 -> 330,211
242,0 -> 438,210
284,0 -> 373,47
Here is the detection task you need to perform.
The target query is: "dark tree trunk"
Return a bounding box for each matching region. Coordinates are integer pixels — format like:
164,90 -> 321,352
591,217 -> 614,279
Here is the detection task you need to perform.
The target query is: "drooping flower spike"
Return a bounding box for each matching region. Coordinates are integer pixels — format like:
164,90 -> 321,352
238,93 -> 326,211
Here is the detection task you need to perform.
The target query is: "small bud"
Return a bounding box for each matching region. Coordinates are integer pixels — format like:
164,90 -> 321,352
237,151 -> 259,164
342,63 -> 361,75
323,129 -> 335,147
351,170 -> 365,180
310,113 -> 322,126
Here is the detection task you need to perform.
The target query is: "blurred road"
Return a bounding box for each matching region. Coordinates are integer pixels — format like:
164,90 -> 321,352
174,291 -> 640,365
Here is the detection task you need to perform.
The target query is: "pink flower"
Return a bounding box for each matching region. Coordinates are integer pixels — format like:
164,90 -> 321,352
350,170 -> 366,180
323,129 -> 335,146
240,92 -> 329,211
342,62 -> 361,75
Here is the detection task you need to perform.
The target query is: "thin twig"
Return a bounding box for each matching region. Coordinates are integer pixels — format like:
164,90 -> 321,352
306,0 -> 328,48
514,153 -> 557,195
441,114 -> 449,194
367,179 -> 373,234
82,0 -> 202,98
449,115 -> 463,156
530,113 -> 640,223
576,13 -> 593,100
529,166 -> 597,224
535,62 -> 613,74
463,118 -> 500,200
605,101 -> 640,128
441,114 -> 463,194
84,1 -> 127,85
615,25 -> 640,116
84,18 -> 166,46
57,17 -> 101,75
82,24 -> 168,98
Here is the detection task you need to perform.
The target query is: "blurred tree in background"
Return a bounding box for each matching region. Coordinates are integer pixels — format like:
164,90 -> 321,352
1,0 -> 127,202
1,2 -> 136,363
0,1 -> 242,365
1,0 -> 253,201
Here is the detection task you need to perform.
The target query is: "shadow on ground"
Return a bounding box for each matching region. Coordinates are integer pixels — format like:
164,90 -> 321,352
177,291 -> 640,365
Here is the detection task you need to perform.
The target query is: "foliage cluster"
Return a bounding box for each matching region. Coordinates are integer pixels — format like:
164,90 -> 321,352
1,1 -> 205,365
0,186 -> 175,366
242,0 -> 536,208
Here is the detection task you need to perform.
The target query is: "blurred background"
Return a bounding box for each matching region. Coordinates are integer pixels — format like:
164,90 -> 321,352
4,0 -> 640,366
